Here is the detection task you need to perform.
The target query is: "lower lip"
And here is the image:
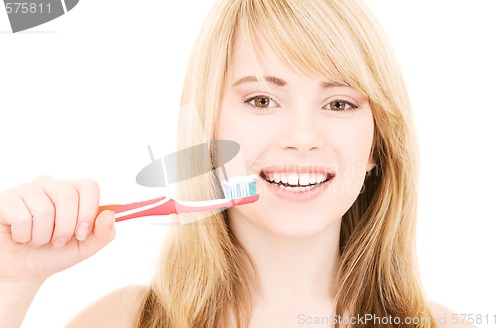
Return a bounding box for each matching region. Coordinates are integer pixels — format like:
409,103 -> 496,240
259,175 -> 334,202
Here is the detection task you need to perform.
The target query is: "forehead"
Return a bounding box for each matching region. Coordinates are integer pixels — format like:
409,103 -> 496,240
227,32 -> 350,89
228,33 -> 285,79
221,0 -> 381,98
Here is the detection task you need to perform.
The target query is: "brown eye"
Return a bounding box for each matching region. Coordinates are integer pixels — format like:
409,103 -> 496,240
329,101 -> 346,111
324,100 -> 358,112
255,97 -> 270,108
245,95 -> 278,109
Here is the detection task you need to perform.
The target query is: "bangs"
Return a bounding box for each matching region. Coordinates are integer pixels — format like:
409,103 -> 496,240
236,0 -> 379,97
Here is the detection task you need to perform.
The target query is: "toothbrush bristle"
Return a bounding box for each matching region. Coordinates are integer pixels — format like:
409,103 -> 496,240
223,175 -> 257,199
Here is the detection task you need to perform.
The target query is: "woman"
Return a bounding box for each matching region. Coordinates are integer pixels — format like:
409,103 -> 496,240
0,0 -> 475,327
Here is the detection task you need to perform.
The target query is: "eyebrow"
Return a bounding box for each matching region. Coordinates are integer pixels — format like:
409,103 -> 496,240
321,80 -> 350,88
232,76 -> 286,87
232,75 -> 350,88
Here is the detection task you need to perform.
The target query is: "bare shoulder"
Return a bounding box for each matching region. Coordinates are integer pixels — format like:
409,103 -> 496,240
429,301 -> 477,328
65,285 -> 148,328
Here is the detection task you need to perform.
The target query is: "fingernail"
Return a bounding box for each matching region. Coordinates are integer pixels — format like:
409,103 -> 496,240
53,237 -> 67,248
76,222 -> 90,241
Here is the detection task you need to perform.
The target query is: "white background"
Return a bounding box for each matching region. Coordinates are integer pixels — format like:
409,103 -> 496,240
0,1 -> 498,327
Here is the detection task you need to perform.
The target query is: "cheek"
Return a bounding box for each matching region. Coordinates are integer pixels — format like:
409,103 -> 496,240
216,108 -> 272,176
327,115 -> 374,184
333,112 -> 374,161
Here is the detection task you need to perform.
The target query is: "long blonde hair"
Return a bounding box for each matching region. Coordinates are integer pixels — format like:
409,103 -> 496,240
137,0 -> 435,327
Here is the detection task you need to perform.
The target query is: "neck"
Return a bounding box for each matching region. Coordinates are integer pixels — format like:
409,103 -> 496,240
229,210 -> 341,309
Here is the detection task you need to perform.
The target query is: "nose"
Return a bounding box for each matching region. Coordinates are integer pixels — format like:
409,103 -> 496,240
277,107 -> 325,153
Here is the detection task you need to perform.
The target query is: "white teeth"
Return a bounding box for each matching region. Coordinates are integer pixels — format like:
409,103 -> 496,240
264,172 -> 329,186
271,174 -> 278,183
299,173 -> 310,186
287,174 -> 299,185
271,173 -> 283,183
316,174 -> 328,184
280,184 -> 316,192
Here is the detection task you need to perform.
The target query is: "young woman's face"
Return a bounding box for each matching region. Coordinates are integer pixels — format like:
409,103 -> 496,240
216,35 -> 375,238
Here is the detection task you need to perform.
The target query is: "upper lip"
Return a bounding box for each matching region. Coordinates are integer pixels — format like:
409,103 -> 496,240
259,165 -> 336,180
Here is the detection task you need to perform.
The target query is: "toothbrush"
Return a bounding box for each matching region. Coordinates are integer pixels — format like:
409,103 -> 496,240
97,175 -> 258,222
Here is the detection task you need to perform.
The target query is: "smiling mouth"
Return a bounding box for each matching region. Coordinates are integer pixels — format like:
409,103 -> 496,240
259,168 -> 335,192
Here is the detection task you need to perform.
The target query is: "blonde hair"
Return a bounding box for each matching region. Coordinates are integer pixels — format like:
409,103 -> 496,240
137,0 -> 436,327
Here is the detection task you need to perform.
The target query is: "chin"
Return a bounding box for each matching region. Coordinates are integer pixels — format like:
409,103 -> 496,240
253,211 -> 341,240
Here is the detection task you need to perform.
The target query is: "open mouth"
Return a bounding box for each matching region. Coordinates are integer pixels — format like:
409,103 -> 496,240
259,169 -> 335,192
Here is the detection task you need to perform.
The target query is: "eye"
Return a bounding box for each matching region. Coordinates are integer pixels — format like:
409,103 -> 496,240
245,95 -> 278,109
323,99 -> 358,112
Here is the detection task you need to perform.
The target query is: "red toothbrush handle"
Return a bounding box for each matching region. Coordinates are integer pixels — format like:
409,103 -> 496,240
98,194 -> 260,222
231,194 -> 259,206
98,197 -> 177,222
98,204 -> 122,212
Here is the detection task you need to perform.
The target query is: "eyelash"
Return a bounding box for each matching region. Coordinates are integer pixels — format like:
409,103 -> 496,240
243,95 -> 359,113
243,94 -> 280,112
323,99 -> 359,112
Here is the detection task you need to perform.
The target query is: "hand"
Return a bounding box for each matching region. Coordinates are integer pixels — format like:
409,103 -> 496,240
0,176 -> 116,284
